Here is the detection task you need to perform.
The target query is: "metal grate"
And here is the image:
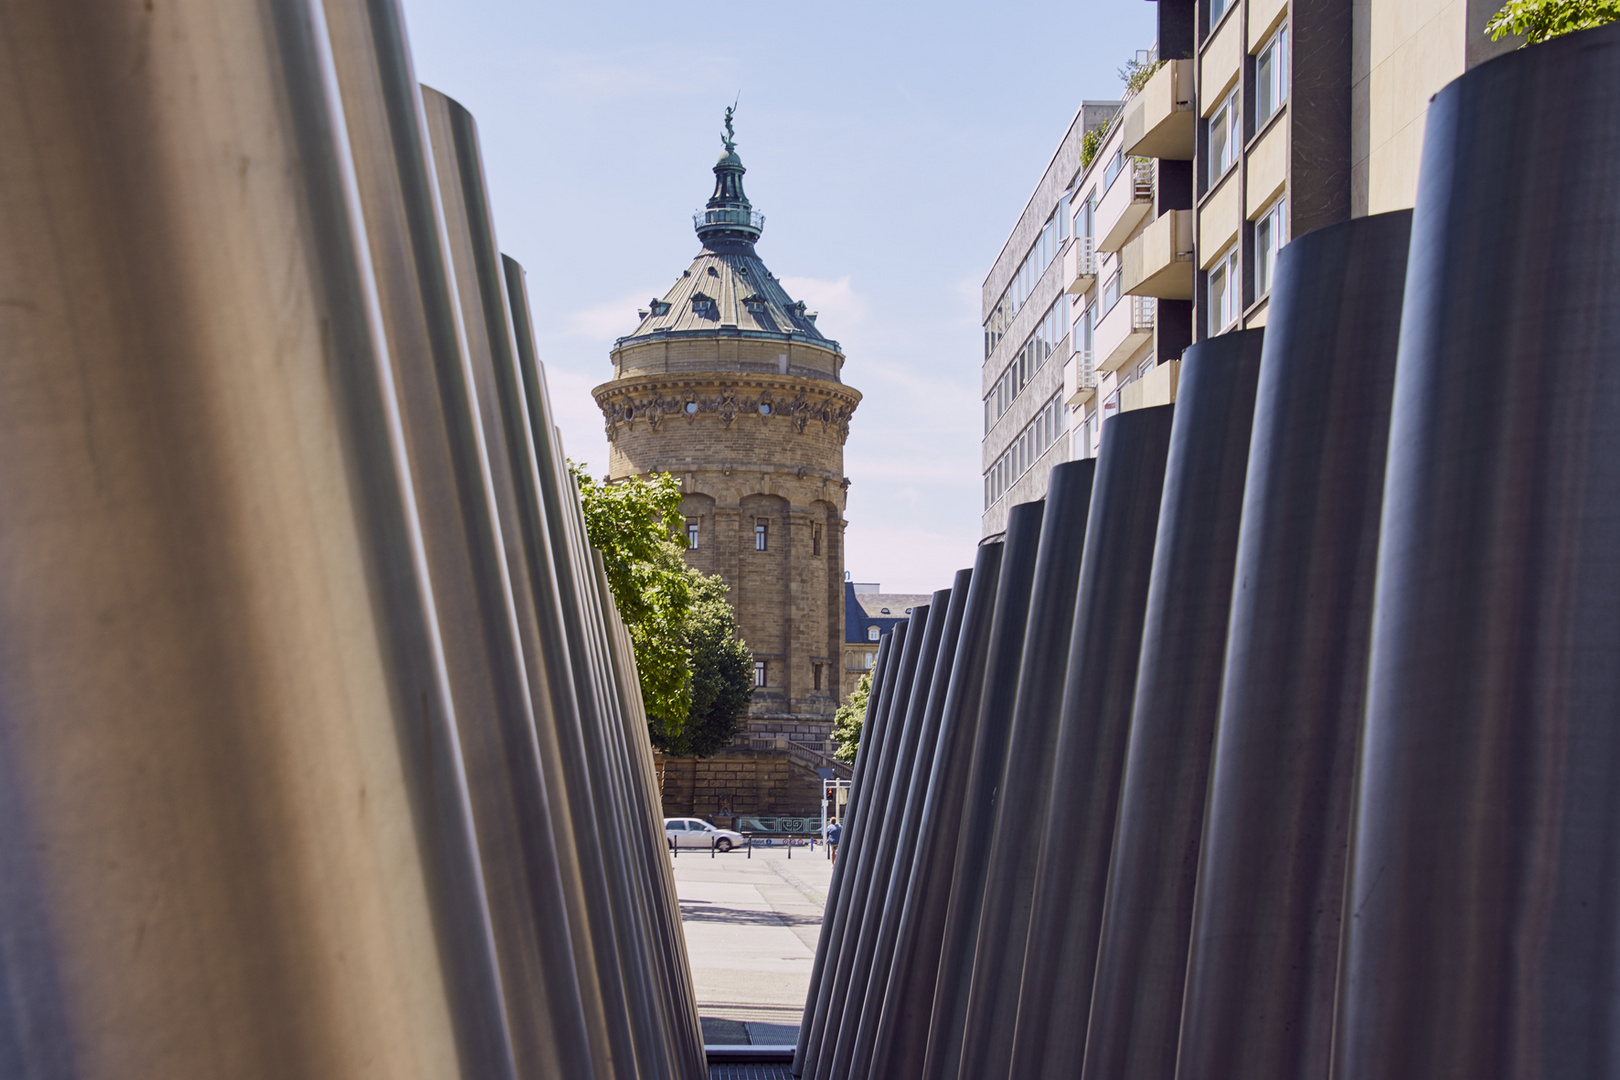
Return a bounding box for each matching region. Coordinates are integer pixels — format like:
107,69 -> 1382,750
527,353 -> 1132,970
708,1064 -> 796,1080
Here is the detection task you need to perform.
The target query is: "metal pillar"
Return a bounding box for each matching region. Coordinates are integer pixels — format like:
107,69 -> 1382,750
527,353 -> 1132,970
1174,212 -> 1410,1080
842,574 -> 972,1080
1071,330 -> 1265,1080
794,635 -> 890,1079
954,460 -> 1101,1080
868,542 -> 1007,1079
1334,27 -> 1620,1078
810,607 -> 933,1080
1008,406 -> 1175,1078
798,624 -> 906,1075
920,498 -> 1047,1080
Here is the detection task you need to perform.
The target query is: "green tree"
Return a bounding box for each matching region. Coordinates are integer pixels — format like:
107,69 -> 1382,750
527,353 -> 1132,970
832,672 -> 872,765
1488,0 -> 1620,42
570,463 -> 694,735
657,573 -> 754,757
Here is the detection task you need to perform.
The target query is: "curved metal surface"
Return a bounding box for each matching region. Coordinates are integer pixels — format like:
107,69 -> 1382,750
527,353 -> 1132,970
799,621 -> 908,1076
1071,330 -> 1265,1080
955,460 -> 1101,1080
422,86 -> 600,1079
828,591 -> 958,1080
1009,405 -> 1175,1079
867,544 -> 1005,1080
1175,213 -> 1410,1080
506,260 -> 676,1079
0,1 -> 502,1076
811,608 -> 932,1080
845,574 -> 974,1079
1335,28 -> 1620,1079
794,633 -> 894,1076
921,498 -> 1047,1080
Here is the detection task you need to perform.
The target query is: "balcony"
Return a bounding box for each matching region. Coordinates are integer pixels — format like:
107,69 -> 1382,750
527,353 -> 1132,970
1063,237 -> 1097,295
1121,60 -> 1195,160
1095,295 -> 1156,373
1064,350 -> 1097,406
1096,158 -> 1154,253
1121,210 -> 1195,300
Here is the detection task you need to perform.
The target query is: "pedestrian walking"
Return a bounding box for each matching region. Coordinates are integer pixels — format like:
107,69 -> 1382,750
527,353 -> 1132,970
826,818 -> 842,863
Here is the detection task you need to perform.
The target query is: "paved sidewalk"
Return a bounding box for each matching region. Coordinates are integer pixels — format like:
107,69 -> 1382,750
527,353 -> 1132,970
670,841 -> 835,1047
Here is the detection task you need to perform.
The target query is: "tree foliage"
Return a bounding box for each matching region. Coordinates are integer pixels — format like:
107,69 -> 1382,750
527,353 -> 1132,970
1488,0 -> 1620,42
1080,125 -> 1106,170
571,463 -> 694,734
570,463 -> 754,755
657,573 -> 754,757
832,672 -> 872,765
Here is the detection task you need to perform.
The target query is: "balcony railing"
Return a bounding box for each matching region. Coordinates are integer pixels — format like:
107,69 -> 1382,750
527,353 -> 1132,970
1065,349 -> 1097,406
1064,236 -> 1097,295
693,206 -> 765,232
1096,295 -> 1157,374
1097,159 -> 1155,252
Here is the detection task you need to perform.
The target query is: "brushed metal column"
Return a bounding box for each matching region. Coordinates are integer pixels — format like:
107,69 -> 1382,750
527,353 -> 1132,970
955,459 -> 1101,1080
421,86 -> 602,1079
1070,330 -> 1264,1080
868,542 -> 1007,1079
845,569 -> 972,1080
1335,27 -> 1620,1079
794,632 -> 894,1076
0,0 -> 505,1076
1175,213 -> 1409,1080
1008,405 -> 1175,1079
799,622 -> 908,1075
921,498 -> 1047,1080
503,260 -> 658,1078
834,583 -> 966,1080
811,607 -> 932,1080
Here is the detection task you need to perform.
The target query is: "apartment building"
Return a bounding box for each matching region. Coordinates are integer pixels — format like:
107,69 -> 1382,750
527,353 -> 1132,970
979,102 -> 1120,536
978,0 -> 1519,533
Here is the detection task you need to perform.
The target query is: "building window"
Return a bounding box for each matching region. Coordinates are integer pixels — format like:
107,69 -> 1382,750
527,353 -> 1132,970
813,663 -> 823,691
1208,88 -> 1240,182
864,652 -> 875,669
1210,0 -> 1231,27
753,661 -> 766,687
1103,147 -> 1125,190
812,523 -> 823,556
1254,199 -> 1289,298
1256,25 -> 1289,127
755,520 -> 768,551
1208,246 -> 1240,335
1102,270 -> 1123,315
867,626 -> 880,642
686,518 -> 699,550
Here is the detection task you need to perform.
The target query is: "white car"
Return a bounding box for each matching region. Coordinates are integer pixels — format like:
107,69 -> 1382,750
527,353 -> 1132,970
664,817 -> 743,852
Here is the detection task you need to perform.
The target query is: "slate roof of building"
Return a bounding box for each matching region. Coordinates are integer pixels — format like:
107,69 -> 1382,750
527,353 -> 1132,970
854,593 -> 932,619
619,250 -> 838,350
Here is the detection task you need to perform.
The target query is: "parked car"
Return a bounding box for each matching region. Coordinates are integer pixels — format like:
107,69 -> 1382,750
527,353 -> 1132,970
664,817 -> 743,852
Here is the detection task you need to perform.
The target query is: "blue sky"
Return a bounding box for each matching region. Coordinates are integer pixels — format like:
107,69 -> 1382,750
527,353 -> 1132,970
397,0 -> 1157,592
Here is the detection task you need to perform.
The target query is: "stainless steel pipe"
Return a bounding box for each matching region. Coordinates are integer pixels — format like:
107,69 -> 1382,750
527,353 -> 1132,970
921,498 -> 1047,1080
799,621 -> 908,1074
1075,330 -> 1265,1080
1335,27 -> 1620,1078
955,459 -> 1100,1080
1008,406 -> 1175,1078
868,542 -> 1007,1079
1176,212 -> 1410,1080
